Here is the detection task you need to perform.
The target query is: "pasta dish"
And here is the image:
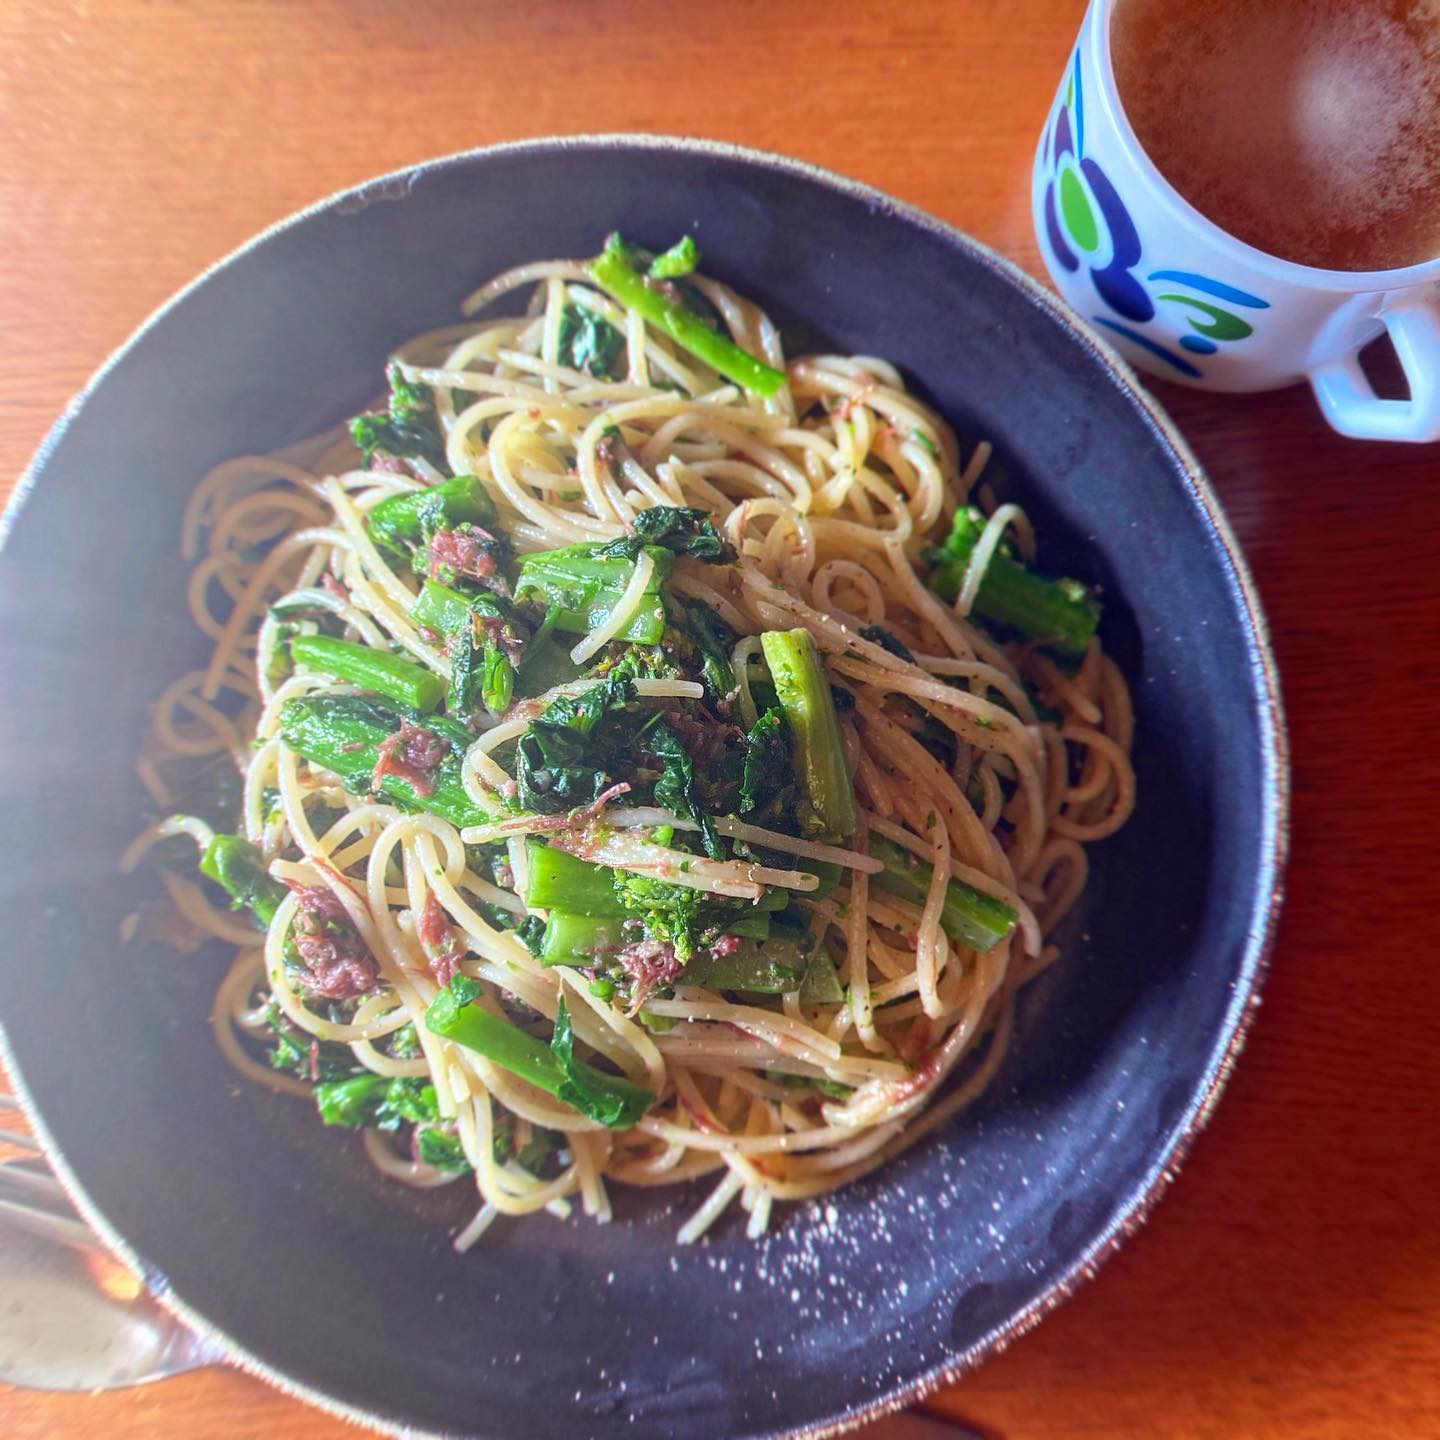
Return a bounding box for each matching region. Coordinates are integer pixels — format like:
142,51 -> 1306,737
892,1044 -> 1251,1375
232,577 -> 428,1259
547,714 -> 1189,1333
123,234 -> 1135,1248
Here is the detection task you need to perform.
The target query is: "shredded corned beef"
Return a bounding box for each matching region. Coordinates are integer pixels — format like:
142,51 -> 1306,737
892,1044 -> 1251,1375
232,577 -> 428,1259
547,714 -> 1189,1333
708,933 -> 743,959
663,705 -> 744,769
287,881 -> 378,999
474,611 -> 525,664
417,892 -> 466,987
617,938 -> 684,996
429,527 -> 509,594
373,721 -> 448,796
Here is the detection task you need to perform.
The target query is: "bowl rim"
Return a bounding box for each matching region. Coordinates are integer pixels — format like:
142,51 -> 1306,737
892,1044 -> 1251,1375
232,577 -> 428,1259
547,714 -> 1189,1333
0,131 -> 1289,1440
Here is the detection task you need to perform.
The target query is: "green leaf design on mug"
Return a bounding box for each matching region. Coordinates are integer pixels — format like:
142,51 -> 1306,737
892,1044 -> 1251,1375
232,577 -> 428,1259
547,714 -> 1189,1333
1155,294 -> 1254,341
1058,168 -> 1100,253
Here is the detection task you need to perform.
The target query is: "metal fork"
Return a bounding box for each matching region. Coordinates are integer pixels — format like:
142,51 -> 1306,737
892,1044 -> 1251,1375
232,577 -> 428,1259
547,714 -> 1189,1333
0,1091 -> 991,1434
0,1089 -> 221,1390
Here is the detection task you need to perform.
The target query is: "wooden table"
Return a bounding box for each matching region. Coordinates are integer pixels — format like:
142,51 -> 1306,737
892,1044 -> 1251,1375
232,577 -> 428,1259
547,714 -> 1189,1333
2,2 -> 1437,1437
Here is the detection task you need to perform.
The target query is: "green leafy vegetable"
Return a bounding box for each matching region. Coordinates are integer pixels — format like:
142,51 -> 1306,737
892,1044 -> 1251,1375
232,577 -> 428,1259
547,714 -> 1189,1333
290,632 -> 445,712
314,1074 -> 438,1130
263,1002 -> 356,1082
513,674 -> 640,814
859,623 -> 917,665
524,842 -> 625,915
424,988 -> 653,1130
416,1128 -> 471,1172
765,1069 -> 855,1100
648,718 -> 721,858
198,834 -> 287,928
610,869 -> 707,962
279,694 -> 487,829
738,706 -> 793,818
684,936 -> 808,992
677,600 -> 737,699
596,506 -> 733,564
867,833 -> 1017,952
558,303 -> 626,379
648,235 -> 700,279
927,507 -> 1100,658
515,542 -> 674,645
387,1022 -> 422,1059
349,364 -> 448,472
367,474 -> 496,558
410,579 -> 522,717
539,910 -> 626,967
588,233 -> 786,398
760,628 -> 858,842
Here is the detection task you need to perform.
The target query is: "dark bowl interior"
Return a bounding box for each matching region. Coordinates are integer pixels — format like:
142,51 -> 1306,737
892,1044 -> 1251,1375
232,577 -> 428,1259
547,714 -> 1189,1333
0,138 -> 1284,1439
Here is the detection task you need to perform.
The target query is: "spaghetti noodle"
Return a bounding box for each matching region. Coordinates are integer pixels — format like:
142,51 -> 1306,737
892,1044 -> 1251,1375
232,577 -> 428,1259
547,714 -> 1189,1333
124,234 -> 1135,1248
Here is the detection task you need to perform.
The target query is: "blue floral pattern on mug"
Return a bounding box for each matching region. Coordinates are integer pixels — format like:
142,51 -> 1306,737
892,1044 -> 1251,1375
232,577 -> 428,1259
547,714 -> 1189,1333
1039,52 -> 1270,378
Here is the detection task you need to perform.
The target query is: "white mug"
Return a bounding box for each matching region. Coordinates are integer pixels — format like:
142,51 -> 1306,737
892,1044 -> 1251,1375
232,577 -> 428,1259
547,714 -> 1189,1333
1031,0 -> 1440,443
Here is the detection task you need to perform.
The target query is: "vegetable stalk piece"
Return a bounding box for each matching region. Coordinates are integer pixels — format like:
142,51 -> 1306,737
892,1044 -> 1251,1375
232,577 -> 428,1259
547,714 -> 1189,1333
867,834 -> 1017,953
279,694 -> 486,829
426,990 -> 653,1129
290,633 -> 444,713
409,578 -> 517,717
684,937 -> 808,992
366,474 -> 497,558
588,233 -> 787,398
515,543 -> 673,645
760,629 -> 859,842
523,841 -> 624,915
927,507 -> 1100,658
539,911 -> 626,967
199,834 -> 286,927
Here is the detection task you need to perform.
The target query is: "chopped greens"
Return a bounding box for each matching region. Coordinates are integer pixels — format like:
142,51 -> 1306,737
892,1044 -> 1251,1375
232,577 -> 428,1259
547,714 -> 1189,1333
738,706 -> 793,819
515,542 -> 673,645
199,834 -> 286,928
558,303 -> 626,379
597,505 -> 733,564
648,718 -> 721,857
279,694 -> 487,829
367,474 -> 496,558
648,235 -> 700,279
867,833 -> 1018,952
349,364 -> 448,472
425,986 -> 653,1130
514,674 -> 641,814
588,233 -> 786,398
859,623 -> 917,666
290,633 -> 444,712
760,629 -> 858,841
927,506 -> 1100,658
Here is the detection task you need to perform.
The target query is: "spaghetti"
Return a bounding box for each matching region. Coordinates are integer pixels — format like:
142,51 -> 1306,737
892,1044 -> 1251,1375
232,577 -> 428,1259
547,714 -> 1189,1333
124,234 -> 1135,1248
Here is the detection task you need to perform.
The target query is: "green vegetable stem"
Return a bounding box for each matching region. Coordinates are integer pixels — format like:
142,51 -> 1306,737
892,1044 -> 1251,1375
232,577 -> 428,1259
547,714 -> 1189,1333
927,507 -> 1100,658
867,833 -> 1017,952
279,694 -> 486,829
588,234 -> 786,398
198,834 -> 287,928
760,628 -> 858,842
425,989 -> 653,1130
366,474 -> 496,558
290,633 -> 444,713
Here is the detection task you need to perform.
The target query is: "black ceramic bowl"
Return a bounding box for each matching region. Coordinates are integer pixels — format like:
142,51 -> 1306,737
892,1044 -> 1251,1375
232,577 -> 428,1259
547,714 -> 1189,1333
0,137 -> 1286,1438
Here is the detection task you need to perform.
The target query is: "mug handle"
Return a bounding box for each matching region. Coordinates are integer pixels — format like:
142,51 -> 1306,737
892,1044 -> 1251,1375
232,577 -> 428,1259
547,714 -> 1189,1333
1309,296 -> 1440,443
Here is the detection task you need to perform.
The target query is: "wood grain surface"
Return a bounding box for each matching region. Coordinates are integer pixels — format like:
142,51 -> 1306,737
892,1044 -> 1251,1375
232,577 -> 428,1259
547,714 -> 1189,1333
1,2 -> 1437,1437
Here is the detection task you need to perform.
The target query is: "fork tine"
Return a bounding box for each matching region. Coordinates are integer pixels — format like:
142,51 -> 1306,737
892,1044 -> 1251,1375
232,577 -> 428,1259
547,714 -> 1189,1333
0,1127 -> 42,1154
0,1162 -> 69,1204
0,1196 -> 100,1255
